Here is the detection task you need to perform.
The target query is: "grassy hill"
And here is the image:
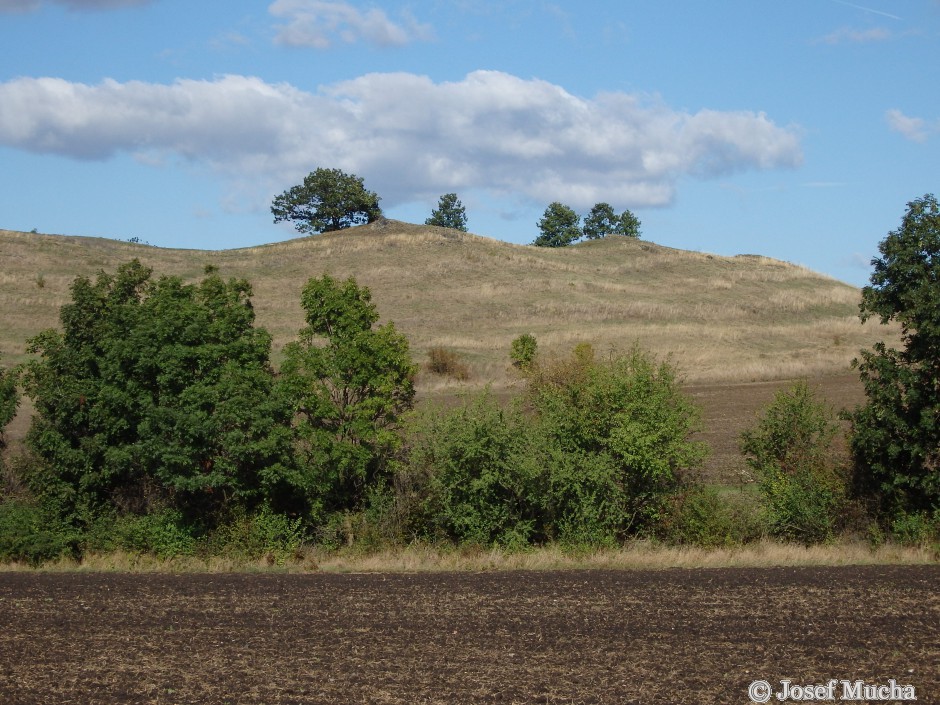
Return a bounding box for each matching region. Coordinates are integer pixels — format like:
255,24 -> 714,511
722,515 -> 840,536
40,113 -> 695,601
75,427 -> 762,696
0,220 -> 894,393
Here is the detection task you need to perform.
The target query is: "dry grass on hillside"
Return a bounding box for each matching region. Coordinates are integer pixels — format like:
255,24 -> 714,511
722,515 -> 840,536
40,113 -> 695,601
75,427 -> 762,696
0,221 -> 897,391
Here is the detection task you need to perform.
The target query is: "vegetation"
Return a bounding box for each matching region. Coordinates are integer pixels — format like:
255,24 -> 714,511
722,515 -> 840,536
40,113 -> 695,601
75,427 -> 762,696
741,381 -> 847,545
533,202 -> 581,248
278,274 -> 416,520
4,195 -> 939,564
425,346 -> 470,381
19,261 -> 297,529
425,193 -> 468,232
509,333 -> 538,371
582,203 -> 642,239
271,167 -> 382,234
851,194 -> 940,527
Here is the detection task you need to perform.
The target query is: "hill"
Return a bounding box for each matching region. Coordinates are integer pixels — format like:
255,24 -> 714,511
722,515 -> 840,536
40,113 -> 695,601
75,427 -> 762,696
0,220 -> 894,392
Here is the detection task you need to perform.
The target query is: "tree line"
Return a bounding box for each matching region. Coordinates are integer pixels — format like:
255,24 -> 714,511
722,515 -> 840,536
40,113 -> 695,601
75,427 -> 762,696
1,192 -> 938,563
270,167 -> 638,245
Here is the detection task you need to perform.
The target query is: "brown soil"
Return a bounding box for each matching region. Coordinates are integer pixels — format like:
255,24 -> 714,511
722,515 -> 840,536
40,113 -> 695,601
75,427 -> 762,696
0,566 -> 936,704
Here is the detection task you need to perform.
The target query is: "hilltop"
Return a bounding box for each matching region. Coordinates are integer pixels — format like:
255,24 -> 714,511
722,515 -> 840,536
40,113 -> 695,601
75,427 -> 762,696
0,220 -> 893,391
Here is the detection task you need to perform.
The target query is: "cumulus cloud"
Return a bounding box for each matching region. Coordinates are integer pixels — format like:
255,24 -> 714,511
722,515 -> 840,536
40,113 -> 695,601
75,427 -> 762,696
0,0 -> 152,11
886,108 -> 938,142
0,71 -> 803,208
269,0 -> 433,49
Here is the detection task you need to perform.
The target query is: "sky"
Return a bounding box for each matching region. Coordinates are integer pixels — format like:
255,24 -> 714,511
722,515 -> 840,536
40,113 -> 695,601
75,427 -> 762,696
0,1 -> 938,286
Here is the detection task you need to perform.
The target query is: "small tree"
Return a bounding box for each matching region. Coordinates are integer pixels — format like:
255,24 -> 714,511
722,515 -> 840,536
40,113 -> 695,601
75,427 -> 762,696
279,275 -> 416,519
583,203 -> 642,240
271,167 -> 382,235
850,194 -> 940,516
533,202 -> 581,248
425,193 -> 468,232
509,333 -> 538,371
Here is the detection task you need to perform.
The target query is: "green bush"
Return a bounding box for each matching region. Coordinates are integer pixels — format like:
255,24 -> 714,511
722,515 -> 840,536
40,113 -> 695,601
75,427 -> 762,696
395,346 -> 706,548
889,510 -> 939,547
406,391 -> 538,547
208,508 -> 305,564
86,509 -> 198,559
741,380 -> 847,544
509,333 -> 538,371
660,486 -> 764,547
0,501 -> 77,565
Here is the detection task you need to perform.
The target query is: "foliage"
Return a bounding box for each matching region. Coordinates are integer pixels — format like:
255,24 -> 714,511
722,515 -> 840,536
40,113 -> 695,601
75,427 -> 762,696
850,194 -> 940,515
405,391 -> 539,547
271,167 -> 382,234
426,346 -> 470,381
582,203 -> 642,240
398,346 -> 705,547
528,346 -> 707,538
425,193 -> 468,232
208,507 -> 306,564
741,381 -> 846,544
86,509 -> 198,559
0,358 -> 17,451
533,202 -> 581,248
509,333 -> 538,371
0,501 -> 77,565
20,261 -> 297,527
659,486 -> 763,548
279,274 -> 416,520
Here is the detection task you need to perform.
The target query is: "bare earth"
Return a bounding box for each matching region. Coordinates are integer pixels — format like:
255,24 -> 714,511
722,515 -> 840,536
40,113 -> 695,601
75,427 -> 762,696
0,565 -> 937,704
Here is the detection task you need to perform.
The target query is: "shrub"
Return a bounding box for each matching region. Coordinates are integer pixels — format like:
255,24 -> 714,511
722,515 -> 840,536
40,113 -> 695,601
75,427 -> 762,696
509,333 -> 538,371
426,346 -> 470,381
660,486 -> 764,547
0,501 -> 77,565
405,391 -> 538,547
529,346 -> 707,536
87,509 -> 198,559
208,507 -> 305,564
740,380 -> 847,544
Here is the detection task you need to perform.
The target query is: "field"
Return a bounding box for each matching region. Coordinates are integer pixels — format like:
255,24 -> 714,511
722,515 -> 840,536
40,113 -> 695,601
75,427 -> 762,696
0,566 -> 937,704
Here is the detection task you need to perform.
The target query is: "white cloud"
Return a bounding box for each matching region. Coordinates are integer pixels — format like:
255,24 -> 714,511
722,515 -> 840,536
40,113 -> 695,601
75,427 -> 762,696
0,71 -> 803,209
269,0 -> 433,49
886,108 -> 938,142
0,0 -> 152,11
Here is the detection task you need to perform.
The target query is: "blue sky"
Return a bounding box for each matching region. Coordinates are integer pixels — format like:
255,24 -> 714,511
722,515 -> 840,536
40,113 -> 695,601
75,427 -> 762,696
1,1 -> 938,286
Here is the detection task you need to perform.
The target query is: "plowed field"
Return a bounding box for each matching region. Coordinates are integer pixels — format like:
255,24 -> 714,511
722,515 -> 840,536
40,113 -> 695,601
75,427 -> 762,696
1,565 -> 937,704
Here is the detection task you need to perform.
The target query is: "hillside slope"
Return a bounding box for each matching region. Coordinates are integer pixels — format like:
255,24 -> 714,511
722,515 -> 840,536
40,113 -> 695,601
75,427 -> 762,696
0,221 -> 894,388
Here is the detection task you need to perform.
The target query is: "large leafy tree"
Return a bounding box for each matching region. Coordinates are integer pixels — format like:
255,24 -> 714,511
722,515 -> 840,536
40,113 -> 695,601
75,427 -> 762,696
21,261 -> 297,525
425,193 -> 468,232
533,202 -> 581,248
582,203 -> 642,240
850,194 -> 940,514
271,167 -> 382,234
279,275 -> 416,518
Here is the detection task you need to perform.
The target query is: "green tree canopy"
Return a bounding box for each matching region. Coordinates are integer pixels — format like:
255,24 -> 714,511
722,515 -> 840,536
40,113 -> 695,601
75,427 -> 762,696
278,275 -> 416,519
533,202 -> 581,248
425,193 -> 468,232
271,168 -> 382,234
0,358 -> 18,451
583,203 -> 642,239
851,194 -> 940,514
21,261 -> 297,525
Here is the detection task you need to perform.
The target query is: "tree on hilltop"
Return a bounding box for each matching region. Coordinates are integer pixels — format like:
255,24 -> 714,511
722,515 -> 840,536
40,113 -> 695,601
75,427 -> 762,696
583,203 -> 642,240
426,193 -> 468,232
272,168 -> 382,235
533,202 -> 581,248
